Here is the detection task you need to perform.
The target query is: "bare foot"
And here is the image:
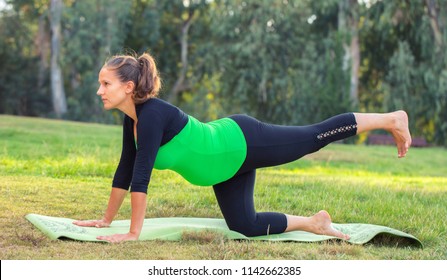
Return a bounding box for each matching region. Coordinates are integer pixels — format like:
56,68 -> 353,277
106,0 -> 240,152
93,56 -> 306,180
310,210 -> 350,240
388,110 -> 412,158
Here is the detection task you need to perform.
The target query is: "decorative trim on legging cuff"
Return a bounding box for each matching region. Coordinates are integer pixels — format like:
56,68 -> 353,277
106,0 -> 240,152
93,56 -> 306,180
316,124 -> 358,140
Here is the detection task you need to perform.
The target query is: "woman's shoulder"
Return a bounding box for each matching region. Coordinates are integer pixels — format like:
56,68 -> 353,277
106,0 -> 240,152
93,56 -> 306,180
138,97 -> 178,112
137,98 -> 188,123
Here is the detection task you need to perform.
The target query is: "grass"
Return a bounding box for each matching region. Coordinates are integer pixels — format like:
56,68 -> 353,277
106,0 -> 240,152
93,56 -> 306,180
0,114 -> 446,260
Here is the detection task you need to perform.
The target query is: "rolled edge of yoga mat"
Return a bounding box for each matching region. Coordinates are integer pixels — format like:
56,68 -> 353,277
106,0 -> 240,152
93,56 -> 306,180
332,223 -> 423,248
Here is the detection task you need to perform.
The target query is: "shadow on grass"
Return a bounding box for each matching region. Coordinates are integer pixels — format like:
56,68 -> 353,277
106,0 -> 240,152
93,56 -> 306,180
15,231 -> 48,247
366,233 -> 423,249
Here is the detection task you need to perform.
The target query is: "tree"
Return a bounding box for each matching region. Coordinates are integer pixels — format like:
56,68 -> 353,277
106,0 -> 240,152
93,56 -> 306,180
371,0 -> 447,144
208,0 -> 352,124
0,0 -> 49,116
1,0 -> 446,145
49,0 -> 66,118
338,0 -> 360,107
61,0 -> 131,123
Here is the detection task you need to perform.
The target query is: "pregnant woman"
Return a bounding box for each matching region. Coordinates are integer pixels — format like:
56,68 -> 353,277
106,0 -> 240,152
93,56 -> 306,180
74,52 -> 411,243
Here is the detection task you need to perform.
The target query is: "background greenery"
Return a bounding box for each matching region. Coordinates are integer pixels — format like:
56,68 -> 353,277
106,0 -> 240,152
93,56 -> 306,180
1,115 -> 446,259
1,0 -> 447,145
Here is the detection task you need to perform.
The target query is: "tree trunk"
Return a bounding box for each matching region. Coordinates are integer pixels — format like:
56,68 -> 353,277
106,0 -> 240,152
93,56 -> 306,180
49,0 -> 67,118
169,10 -> 194,104
36,14 -> 50,94
338,0 -> 360,107
350,26 -> 360,107
424,0 -> 444,51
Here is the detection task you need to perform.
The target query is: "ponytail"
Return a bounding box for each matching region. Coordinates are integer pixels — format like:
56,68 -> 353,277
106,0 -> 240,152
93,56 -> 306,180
135,53 -> 161,103
104,52 -> 161,104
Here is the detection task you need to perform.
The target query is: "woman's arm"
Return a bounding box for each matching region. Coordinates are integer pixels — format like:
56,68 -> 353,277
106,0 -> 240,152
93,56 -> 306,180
128,191 -> 147,236
74,188 -> 147,243
73,187 -> 127,227
96,191 -> 147,243
84,106 -> 170,241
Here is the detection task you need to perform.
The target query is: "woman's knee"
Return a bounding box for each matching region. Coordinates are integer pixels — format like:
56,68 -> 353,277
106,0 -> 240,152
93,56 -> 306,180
226,221 -> 262,237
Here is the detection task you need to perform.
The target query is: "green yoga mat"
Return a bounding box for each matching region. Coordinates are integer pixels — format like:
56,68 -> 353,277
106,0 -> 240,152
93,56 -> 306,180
25,213 -> 422,247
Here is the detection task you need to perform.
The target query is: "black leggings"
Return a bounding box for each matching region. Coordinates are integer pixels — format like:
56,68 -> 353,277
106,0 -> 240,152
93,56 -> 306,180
213,113 -> 358,237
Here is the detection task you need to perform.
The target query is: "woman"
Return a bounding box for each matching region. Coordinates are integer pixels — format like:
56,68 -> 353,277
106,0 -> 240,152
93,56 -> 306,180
74,52 -> 411,243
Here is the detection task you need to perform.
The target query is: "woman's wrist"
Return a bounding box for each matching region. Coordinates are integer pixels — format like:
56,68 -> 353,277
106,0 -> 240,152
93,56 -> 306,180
128,230 -> 140,239
128,220 -> 143,237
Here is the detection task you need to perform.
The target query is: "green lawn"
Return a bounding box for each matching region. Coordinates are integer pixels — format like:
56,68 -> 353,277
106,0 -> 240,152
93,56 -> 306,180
0,114 -> 446,260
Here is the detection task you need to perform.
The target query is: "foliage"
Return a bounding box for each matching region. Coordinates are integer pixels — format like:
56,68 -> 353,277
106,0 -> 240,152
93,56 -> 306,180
61,0 -> 132,123
0,0 -> 446,145
0,1 -> 48,116
359,0 -> 447,144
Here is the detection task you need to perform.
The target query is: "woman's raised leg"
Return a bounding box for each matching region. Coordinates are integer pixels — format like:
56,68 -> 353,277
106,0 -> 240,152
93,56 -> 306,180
284,111 -> 411,239
223,110 -> 411,239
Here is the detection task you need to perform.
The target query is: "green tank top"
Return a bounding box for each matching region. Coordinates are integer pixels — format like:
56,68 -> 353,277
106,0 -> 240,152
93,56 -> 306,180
153,116 -> 247,186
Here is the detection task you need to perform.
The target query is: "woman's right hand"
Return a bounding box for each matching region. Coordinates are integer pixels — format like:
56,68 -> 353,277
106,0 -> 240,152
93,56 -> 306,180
72,219 -> 110,228
73,188 -> 127,229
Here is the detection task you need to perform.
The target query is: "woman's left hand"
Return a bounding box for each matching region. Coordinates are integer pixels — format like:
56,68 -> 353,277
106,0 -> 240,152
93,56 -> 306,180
97,232 -> 139,243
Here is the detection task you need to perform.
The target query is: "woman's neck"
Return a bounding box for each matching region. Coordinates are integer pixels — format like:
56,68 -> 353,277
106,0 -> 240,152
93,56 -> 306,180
118,99 -> 138,122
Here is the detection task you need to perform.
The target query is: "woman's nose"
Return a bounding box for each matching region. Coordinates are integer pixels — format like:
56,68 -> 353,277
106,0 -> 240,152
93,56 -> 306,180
97,86 -> 104,96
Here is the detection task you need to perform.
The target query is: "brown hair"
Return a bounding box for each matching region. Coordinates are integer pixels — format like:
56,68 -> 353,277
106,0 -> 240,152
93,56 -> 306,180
104,52 -> 161,104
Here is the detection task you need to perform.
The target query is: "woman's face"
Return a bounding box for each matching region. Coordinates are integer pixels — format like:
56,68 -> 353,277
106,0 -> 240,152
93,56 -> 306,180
97,67 -> 133,110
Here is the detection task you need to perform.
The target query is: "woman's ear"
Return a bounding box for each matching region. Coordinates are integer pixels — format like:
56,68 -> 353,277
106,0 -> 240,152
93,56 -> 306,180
125,81 -> 136,95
